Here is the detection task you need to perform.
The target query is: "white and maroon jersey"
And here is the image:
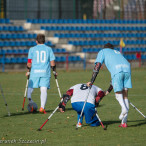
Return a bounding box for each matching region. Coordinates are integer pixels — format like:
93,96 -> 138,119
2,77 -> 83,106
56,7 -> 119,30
68,84 -> 102,105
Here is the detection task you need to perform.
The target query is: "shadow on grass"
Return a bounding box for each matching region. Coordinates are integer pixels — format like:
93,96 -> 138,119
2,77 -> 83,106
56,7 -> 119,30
71,119 -> 146,129
1,111 -> 39,118
1,107 -> 75,118
104,119 -> 146,127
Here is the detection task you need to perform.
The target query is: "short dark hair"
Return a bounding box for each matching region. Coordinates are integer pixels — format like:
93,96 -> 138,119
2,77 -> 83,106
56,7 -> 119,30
104,43 -> 114,49
36,34 -> 45,44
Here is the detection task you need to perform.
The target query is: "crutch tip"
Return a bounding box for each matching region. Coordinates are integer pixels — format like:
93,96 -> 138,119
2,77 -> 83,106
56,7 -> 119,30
37,128 -> 41,131
22,108 -> 24,111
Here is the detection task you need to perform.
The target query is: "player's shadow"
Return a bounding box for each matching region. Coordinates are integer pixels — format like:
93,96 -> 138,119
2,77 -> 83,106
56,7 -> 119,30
127,120 -> 146,127
1,111 -> 40,118
104,119 -> 146,127
64,107 -> 74,111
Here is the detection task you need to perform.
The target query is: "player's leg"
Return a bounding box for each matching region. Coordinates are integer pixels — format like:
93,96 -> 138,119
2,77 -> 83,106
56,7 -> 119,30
27,88 -> 34,103
27,77 -> 39,103
123,88 -> 129,111
120,73 -> 132,127
39,77 -> 50,114
123,72 -> 132,110
39,87 -> 47,113
72,102 -> 84,126
112,73 -> 128,120
84,103 -> 100,127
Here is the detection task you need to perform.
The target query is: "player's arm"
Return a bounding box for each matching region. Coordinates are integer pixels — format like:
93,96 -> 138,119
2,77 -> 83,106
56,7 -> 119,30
104,82 -> 113,96
26,59 -> 32,76
95,90 -> 105,107
51,60 -> 57,77
59,89 -> 73,113
95,83 -> 113,107
87,62 -> 101,87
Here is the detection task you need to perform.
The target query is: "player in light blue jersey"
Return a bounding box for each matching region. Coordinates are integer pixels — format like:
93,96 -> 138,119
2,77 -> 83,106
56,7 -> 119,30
26,34 -> 57,114
87,43 -> 132,128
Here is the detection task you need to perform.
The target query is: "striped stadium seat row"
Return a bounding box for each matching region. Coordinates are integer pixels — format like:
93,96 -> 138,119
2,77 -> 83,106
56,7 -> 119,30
27,19 -> 146,24
0,41 -> 53,47
41,26 -> 146,31
54,33 -> 146,38
0,48 -> 66,55
82,48 -> 146,53
0,26 -> 25,31
0,33 -> 37,39
68,40 -> 146,46
0,56 -> 81,63
0,19 -> 10,23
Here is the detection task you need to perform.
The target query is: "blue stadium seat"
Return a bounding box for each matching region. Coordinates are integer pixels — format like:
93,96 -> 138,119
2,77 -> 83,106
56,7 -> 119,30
8,26 -> 14,31
26,19 -> 32,23
33,34 -> 37,38
32,19 -> 38,23
60,56 -> 66,62
10,58 -> 17,63
2,26 -> 8,31
5,58 -> 11,63
22,57 -> 28,63
18,26 -> 24,31
15,57 -> 21,63
40,26 -> 45,30
28,34 -> 33,38
11,34 -> 17,39
17,49 -> 24,54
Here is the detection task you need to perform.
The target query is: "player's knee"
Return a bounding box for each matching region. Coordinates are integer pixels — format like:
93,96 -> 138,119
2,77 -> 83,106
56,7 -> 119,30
40,87 -> 47,93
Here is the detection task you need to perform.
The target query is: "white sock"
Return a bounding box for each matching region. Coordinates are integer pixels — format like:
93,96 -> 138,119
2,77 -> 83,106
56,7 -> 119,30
40,87 -> 47,109
122,113 -> 128,124
124,99 -> 129,111
115,93 -> 128,115
27,88 -> 34,102
121,99 -> 129,123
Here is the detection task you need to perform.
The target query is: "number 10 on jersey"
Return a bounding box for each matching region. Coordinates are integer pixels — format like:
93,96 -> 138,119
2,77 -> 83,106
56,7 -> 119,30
36,51 -> 46,63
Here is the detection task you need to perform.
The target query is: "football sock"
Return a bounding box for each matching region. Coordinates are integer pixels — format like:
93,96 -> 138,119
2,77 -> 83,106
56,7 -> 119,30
121,99 -> 129,124
40,87 -> 47,109
27,88 -> 34,101
124,98 -> 129,111
115,93 -> 128,114
122,113 -> 128,124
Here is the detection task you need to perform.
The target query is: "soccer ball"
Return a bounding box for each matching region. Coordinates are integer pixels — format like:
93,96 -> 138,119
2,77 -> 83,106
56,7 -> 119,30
27,102 -> 38,113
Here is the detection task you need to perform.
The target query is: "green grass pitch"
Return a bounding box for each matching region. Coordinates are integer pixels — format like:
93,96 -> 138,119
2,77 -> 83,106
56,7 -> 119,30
0,69 -> 146,146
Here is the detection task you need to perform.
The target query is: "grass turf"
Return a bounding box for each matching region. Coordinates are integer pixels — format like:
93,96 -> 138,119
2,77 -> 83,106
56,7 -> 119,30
0,69 -> 146,146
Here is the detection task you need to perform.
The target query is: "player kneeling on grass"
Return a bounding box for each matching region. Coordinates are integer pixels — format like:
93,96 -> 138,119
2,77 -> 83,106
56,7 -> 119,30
26,34 -> 57,114
59,83 -> 112,127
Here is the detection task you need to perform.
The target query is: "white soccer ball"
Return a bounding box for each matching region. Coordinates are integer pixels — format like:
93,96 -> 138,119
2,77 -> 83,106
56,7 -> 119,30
27,102 -> 38,113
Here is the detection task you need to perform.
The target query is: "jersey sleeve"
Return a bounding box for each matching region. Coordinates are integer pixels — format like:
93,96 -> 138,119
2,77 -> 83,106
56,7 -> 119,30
49,48 -> 55,61
95,50 -> 105,65
28,48 -> 33,59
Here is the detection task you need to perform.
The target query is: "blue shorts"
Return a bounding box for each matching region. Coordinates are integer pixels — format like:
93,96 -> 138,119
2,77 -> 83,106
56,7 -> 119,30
28,76 -> 50,89
112,72 -> 132,92
71,102 -> 100,127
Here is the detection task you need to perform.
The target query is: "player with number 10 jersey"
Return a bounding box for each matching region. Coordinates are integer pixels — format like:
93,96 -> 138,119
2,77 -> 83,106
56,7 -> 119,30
26,34 -> 57,114
28,44 -> 55,78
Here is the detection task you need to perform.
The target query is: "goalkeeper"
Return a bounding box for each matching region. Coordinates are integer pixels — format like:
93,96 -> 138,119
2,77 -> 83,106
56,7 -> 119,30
59,83 -> 112,127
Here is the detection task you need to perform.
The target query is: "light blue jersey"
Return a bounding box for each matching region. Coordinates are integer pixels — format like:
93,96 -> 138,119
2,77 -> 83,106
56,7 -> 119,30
28,44 -> 55,77
95,49 -> 131,78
